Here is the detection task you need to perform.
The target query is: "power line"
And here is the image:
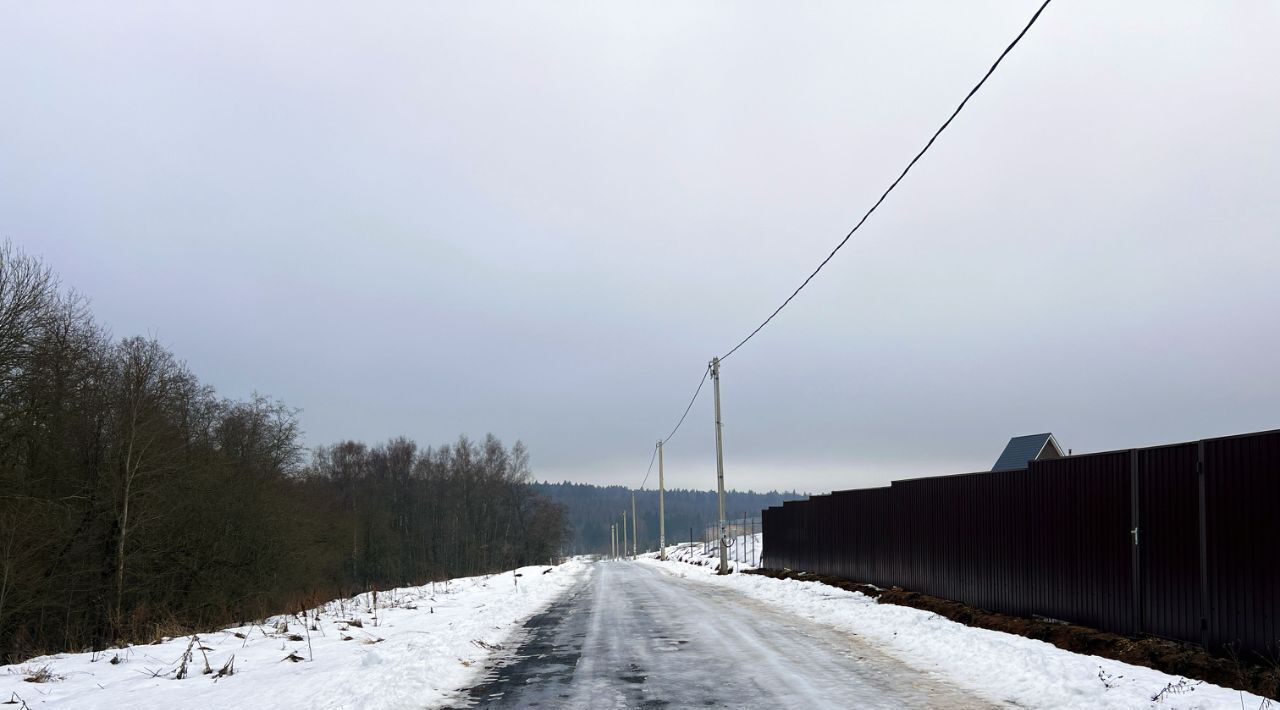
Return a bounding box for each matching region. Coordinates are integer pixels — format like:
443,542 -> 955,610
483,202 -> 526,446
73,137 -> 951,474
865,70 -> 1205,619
720,0 -> 1054,362
639,365 -> 709,490
662,365 -> 710,445
639,0 -> 1055,498
639,442 -> 658,490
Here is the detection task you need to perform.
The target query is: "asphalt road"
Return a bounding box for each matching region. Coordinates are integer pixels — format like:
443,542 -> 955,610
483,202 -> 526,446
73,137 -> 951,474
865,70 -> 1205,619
453,560 -> 991,709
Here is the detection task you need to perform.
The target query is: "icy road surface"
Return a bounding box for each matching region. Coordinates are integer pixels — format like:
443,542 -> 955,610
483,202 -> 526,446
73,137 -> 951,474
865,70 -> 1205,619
455,560 -> 989,708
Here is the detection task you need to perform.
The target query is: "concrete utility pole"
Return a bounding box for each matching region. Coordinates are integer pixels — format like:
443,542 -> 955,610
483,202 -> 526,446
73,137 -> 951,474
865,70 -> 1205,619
710,357 -> 729,575
610,523 -> 615,558
631,490 -> 638,557
622,510 -> 628,562
658,440 -> 667,560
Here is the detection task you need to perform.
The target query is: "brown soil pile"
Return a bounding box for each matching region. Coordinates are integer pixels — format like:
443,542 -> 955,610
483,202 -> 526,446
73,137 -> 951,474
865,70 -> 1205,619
746,568 -> 1279,699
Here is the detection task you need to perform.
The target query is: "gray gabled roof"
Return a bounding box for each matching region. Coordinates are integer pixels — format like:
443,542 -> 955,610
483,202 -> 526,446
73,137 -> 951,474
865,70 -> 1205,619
992,433 -> 1063,472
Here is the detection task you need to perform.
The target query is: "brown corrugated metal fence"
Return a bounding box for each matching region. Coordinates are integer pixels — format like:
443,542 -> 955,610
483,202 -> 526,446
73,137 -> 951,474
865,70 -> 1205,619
760,429 -> 1279,658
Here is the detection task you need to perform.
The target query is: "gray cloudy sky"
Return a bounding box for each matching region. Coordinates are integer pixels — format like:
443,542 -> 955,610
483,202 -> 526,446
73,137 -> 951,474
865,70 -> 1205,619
3,1 -> 1277,494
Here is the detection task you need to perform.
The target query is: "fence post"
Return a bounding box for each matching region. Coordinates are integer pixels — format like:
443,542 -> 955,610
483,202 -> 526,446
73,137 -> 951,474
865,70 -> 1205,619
1197,440 -> 1210,649
1129,449 -> 1141,635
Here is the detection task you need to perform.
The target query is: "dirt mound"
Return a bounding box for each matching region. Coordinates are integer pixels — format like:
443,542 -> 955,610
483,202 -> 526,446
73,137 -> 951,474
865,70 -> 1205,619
746,568 -> 1279,699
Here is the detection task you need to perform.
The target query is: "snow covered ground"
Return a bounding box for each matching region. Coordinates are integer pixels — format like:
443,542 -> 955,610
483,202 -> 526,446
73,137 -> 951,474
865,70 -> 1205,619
659,532 -> 762,571
642,544 -> 1276,710
9,543 -> 1273,710
0,559 -> 588,710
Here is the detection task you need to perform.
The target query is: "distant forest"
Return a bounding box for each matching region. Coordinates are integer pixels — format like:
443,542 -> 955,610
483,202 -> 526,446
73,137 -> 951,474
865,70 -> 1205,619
0,244 -> 568,664
534,482 -> 804,554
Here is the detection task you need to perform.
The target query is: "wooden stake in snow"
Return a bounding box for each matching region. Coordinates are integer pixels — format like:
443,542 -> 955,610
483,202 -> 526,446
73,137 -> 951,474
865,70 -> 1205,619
300,603 -> 314,661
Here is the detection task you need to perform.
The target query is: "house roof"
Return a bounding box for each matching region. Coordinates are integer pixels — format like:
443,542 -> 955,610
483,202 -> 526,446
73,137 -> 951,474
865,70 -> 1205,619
992,433 -> 1062,472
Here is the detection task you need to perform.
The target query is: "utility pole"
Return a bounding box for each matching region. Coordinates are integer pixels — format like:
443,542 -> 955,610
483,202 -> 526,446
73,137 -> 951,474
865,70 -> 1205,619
610,523 -> 615,559
710,357 -> 729,575
658,440 -> 666,560
622,510 -> 628,562
631,490 -> 638,557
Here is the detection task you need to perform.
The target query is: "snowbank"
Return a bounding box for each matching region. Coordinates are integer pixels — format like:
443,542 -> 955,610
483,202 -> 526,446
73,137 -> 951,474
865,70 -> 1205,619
640,554 -> 1275,710
0,560 -> 587,710
649,533 -> 762,571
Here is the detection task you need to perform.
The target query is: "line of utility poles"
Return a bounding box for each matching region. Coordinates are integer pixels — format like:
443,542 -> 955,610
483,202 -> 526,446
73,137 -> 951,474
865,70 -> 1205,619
627,359 -> 730,573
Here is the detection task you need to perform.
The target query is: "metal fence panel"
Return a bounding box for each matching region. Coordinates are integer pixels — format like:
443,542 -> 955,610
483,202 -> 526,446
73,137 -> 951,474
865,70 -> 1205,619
1204,431 -> 1280,657
1027,451 -> 1135,634
1137,443 -> 1201,643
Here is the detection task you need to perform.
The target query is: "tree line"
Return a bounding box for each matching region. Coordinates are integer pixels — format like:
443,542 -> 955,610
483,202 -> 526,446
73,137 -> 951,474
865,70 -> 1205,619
0,243 -> 568,664
533,481 -> 803,554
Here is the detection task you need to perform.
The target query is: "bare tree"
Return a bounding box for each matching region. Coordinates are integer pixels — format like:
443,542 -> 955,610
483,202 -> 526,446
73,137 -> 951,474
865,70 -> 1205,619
108,337 -> 192,632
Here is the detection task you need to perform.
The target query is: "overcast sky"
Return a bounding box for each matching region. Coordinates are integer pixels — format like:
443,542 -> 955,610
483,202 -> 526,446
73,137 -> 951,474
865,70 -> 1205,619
3,1 -> 1277,494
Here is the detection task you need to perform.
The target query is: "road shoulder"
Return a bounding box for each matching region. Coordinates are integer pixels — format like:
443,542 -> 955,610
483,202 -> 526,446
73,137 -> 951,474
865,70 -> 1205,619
638,557 -> 1274,709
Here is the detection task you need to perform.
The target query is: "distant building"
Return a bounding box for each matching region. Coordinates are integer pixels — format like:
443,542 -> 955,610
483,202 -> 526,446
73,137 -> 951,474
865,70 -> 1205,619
991,433 -> 1064,471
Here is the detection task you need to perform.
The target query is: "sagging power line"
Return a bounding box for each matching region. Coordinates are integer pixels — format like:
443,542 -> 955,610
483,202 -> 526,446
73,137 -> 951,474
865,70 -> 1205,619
639,442 -> 659,490
663,366 -> 710,446
635,0 -> 1055,573
719,0 -> 1054,363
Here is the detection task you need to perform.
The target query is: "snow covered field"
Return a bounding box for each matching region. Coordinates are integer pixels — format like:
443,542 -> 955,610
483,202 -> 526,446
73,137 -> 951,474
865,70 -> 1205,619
641,547 -> 1275,710
0,559 -> 588,710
